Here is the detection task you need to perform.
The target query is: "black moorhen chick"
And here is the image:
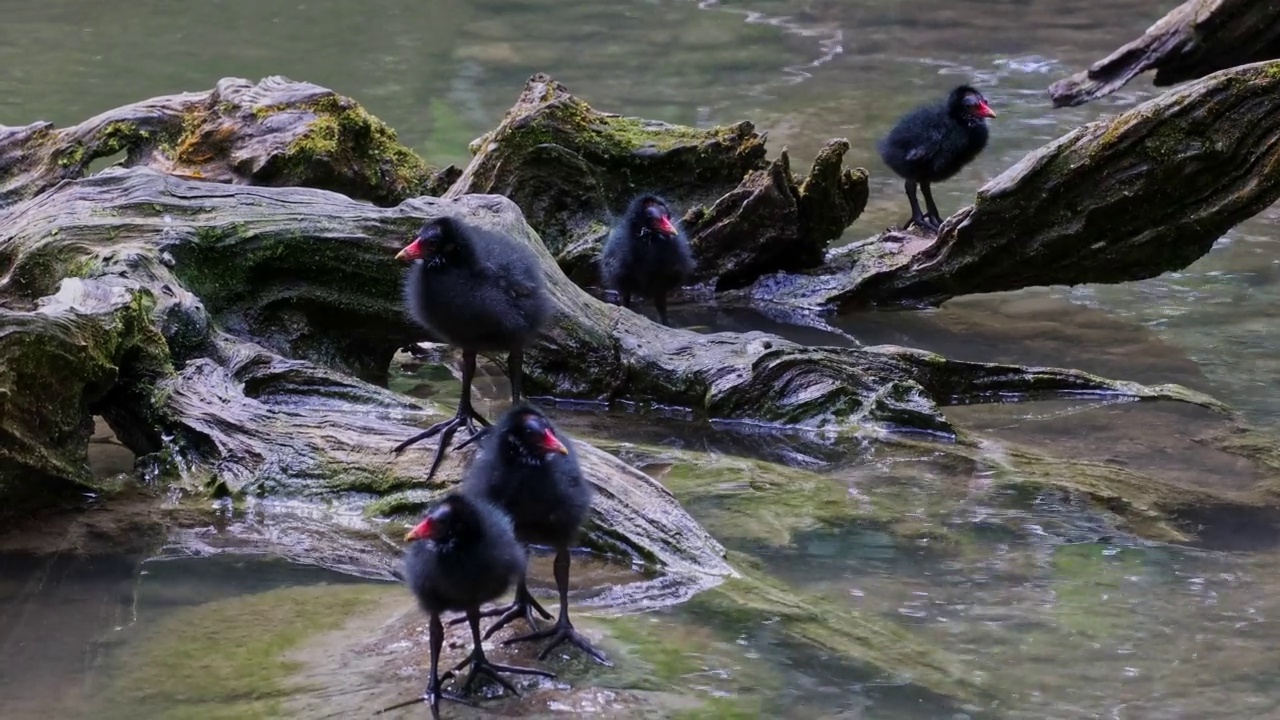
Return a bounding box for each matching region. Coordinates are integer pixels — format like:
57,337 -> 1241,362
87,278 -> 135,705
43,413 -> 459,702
599,194 -> 694,326
456,404 -> 611,666
381,493 -> 554,719
877,85 -> 997,232
392,216 -> 553,480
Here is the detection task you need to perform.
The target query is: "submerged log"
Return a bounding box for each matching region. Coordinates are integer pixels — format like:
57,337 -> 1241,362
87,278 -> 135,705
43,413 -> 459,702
739,60 -> 1280,311
0,273 -> 733,606
0,168 -> 1220,705
446,73 -> 869,291
1048,0 -> 1280,108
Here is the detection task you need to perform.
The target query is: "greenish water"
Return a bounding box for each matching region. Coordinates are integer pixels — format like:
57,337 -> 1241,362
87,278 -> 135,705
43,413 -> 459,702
5,0 -> 1280,718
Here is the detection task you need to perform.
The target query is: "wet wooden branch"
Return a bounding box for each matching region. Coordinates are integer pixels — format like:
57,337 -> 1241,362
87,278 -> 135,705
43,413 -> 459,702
0,168 -> 1225,481
0,75 -> 456,210
742,61 -> 1280,310
1048,0 -> 1280,108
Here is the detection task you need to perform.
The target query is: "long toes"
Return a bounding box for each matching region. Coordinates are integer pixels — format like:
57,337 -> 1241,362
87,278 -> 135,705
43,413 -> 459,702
425,421 -> 465,479
522,607 -> 542,630
481,611 -> 518,640
437,690 -> 479,708
487,661 -> 557,679
454,430 -> 485,451
527,596 -> 552,620
534,629 -> 571,660
445,654 -> 474,675
531,627 -> 613,666
573,636 -> 613,667
466,406 -> 492,426
426,444 -> 449,481
502,625 -> 557,646
477,667 -> 522,696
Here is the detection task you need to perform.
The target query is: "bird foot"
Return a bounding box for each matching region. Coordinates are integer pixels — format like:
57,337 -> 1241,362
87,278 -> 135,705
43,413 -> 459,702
902,214 -> 940,233
448,589 -> 552,640
504,619 -> 613,667
440,650 -> 556,698
390,405 -> 492,480
453,425 -> 492,452
373,676 -> 476,719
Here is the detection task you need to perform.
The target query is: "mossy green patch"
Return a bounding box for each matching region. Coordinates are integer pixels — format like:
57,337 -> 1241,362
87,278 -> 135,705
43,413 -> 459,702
180,225 -> 395,309
693,555 -> 992,706
602,439 -> 967,550
1048,543 -> 1147,638
56,142 -> 87,168
587,612 -> 779,712
671,697 -> 767,719
317,460 -> 420,496
0,282 -> 173,512
277,94 -> 438,203
92,584 -> 390,720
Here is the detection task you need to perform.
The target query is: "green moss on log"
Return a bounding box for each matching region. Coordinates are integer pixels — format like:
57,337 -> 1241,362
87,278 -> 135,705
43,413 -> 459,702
274,94 -> 448,202
0,281 -> 174,514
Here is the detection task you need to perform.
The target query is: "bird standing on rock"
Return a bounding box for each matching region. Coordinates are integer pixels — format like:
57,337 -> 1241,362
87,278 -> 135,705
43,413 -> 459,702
456,404 -> 612,666
381,493 -> 554,719
391,216 -> 552,480
877,85 -> 997,232
600,194 -> 694,326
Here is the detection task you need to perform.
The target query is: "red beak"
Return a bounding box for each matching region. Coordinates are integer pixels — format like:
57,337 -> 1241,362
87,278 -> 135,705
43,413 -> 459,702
395,238 -> 424,262
657,216 -> 678,236
404,518 -> 432,542
541,429 -> 569,455
977,101 -> 997,118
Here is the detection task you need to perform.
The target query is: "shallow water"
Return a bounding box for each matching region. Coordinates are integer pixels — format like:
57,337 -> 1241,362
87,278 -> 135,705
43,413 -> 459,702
4,0 -> 1280,717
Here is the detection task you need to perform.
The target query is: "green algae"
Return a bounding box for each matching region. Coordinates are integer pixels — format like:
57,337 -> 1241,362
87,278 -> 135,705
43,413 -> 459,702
699,555 -> 992,706
91,584 -> 392,720
275,94 -> 442,204
1048,543 -> 1148,638
0,282 -> 173,512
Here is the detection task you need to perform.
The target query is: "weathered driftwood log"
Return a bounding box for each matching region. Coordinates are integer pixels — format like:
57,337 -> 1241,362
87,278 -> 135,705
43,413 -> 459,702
0,173 -> 1213,708
0,76 -> 457,210
446,73 -> 869,290
0,280 -> 169,510
738,60 -> 1280,311
0,168 -> 1226,501
0,74 -> 865,295
0,271 -> 733,608
1048,0 -> 1280,108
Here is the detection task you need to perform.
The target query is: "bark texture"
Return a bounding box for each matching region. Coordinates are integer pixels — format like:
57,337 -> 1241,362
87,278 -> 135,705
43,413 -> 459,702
740,61 -> 1280,310
0,75 -> 456,210
446,73 -> 869,291
1,72 -> 1272,709
1048,0 -> 1280,107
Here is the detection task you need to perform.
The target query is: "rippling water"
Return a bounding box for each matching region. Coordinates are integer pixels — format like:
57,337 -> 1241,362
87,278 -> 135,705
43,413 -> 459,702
3,0 -> 1280,718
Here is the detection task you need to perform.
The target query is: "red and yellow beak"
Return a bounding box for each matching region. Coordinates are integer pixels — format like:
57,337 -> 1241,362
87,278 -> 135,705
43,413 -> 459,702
977,100 -> 997,118
403,517 -> 432,542
395,237 -> 424,262
541,429 -> 570,455
657,216 -> 678,236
